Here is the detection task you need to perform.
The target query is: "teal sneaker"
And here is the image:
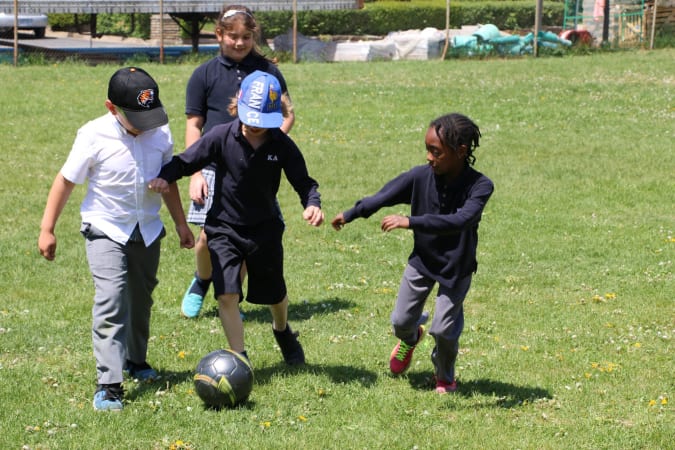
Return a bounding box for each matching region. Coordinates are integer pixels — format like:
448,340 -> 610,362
93,385 -> 123,411
181,277 -> 205,318
125,361 -> 158,381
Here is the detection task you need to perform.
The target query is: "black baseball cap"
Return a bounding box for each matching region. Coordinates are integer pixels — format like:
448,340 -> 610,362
108,67 -> 168,131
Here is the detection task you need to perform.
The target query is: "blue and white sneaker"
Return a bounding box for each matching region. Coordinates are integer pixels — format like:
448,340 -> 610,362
181,277 -> 205,318
93,385 -> 123,411
125,361 -> 158,381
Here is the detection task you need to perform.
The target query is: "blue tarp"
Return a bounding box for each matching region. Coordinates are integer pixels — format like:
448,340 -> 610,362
451,25 -> 572,56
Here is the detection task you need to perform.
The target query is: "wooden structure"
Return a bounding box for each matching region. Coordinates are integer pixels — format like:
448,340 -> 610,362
644,0 -> 675,42
0,1 -> 362,51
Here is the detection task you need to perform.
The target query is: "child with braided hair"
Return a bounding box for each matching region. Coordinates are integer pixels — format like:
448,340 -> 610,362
331,113 -> 493,393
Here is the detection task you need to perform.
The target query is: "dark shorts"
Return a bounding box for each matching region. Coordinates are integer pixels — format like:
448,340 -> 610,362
205,219 -> 286,305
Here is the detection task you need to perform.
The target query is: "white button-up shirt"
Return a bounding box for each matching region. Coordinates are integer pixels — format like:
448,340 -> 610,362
60,112 -> 174,246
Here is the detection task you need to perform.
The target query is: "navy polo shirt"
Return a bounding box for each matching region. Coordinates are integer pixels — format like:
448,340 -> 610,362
343,164 -> 494,288
185,53 -> 290,134
158,119 -> 321,228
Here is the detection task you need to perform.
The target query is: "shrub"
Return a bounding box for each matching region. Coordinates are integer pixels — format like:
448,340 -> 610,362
257,2 -> 565,38
49,2 -> 565,41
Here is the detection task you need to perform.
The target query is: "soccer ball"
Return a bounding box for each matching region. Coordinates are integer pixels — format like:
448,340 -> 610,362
193,349 -> 254,408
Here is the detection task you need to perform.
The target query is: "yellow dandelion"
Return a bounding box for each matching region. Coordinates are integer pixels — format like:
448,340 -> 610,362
298,415 -> 308,422
604,292 -> 616,299
592,294 -> 604,303
649,399 -> 656,407
169,440 -> 185,450
584,372 -> 592,379
261,421 -> 271,428
591,362 -> 599,369
520,345 -> 529,351
633,343 -> 641,348
178,350 -> 186,359
661,397 -> 668,405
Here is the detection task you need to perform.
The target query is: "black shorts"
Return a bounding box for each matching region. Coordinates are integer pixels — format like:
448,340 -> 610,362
205,219 -> 286,305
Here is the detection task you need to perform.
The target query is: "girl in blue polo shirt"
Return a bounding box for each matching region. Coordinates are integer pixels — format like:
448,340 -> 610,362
331,113 -> 494,394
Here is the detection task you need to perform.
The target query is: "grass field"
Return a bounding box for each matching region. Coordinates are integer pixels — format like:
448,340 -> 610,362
0,49 -> 673,449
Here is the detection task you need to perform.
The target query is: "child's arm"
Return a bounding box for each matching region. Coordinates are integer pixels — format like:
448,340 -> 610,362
160,183 -> 195,249
332,169 -> 415,231
408,176 -> 493,234
38,173 -> 76,261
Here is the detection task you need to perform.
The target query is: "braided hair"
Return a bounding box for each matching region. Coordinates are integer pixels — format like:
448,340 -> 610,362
430,113 -> 481,166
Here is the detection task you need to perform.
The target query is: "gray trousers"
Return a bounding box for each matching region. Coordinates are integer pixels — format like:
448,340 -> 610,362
390,264 -> 471,382
82,223 -> 162,385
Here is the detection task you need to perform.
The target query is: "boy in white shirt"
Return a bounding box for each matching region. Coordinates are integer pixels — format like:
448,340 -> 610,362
38,67 -> 194,411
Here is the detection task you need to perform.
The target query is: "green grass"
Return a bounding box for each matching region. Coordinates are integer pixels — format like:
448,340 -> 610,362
1,49 -> 673,449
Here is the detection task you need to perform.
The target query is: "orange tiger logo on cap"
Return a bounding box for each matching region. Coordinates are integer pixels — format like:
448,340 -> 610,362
137,89 -> 155,108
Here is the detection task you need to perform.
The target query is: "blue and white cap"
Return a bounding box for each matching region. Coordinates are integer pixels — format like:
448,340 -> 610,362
237,70 -> 283,129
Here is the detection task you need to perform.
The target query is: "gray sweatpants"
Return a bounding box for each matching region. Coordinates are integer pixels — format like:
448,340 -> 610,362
390,264 -> 471,383
82,223 -> 162,385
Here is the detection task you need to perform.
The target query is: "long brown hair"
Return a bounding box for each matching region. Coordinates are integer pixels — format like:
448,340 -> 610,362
216,5 -> 264,58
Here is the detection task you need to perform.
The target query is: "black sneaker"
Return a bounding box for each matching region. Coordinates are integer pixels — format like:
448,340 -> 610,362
273,325 -> 305,366
93,384 -> 124,411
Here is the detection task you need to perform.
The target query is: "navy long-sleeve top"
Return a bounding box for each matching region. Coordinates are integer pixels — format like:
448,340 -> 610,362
158,119 -> 320,227
343,164 -> 493,288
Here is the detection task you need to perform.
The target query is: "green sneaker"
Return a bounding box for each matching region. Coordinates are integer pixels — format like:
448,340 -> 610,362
389,325 -> 426,374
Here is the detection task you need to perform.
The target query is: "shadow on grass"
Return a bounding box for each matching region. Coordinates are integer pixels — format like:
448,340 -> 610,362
200,296 -> 357,323
124,370 -> 262,411
123,369 -> 194,401
252,362 -> 378,388
407,372 -> 552,408
124,360 -> 378,403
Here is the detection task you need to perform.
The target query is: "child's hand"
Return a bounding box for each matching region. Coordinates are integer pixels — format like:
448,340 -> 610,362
189,172 -> 209,205
331,213 -> 346,231
38,230 -> 57,261
303,206 -> 324,227
381,214 -> 409,232
176,223 -> 195,249
148,178 -> 170,193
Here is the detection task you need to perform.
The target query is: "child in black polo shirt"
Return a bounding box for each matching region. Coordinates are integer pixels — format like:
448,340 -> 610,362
331,113 -> 493,393
150,71 -> 323,366
181,4 -> 295,319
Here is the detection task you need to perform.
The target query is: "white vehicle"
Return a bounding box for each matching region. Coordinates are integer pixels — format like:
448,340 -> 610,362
0,13 -> 48,38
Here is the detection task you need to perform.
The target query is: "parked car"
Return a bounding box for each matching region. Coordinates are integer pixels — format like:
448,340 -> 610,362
0,13 -> 48,38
